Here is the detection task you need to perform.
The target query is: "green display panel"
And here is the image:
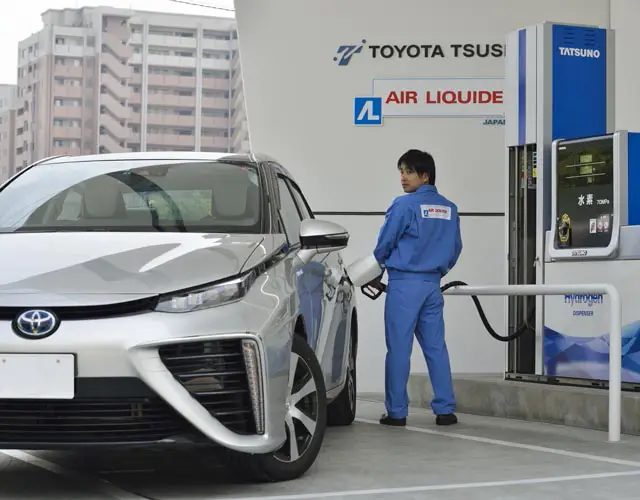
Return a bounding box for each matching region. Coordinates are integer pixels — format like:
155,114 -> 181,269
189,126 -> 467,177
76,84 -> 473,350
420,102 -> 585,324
554,137 -> 614,250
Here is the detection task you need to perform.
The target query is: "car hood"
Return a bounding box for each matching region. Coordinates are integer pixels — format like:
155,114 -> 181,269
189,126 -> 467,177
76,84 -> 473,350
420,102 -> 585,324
0,232 -> 267,304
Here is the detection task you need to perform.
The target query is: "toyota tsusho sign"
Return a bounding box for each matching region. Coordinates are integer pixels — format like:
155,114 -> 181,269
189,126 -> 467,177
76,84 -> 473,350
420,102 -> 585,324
374,77 -> 504,118
334,41 -> 504,66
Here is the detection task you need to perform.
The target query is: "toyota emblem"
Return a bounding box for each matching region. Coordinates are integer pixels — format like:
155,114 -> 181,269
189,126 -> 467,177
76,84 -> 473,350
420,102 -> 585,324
13,309 -> 60,339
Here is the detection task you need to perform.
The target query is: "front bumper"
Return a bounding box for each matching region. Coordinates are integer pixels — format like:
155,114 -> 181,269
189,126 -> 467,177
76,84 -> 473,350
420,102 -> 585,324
0,302 -> 291,454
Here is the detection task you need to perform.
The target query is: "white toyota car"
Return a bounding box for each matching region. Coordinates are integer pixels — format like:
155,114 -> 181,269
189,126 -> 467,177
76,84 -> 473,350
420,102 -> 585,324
0,152 -> 359,482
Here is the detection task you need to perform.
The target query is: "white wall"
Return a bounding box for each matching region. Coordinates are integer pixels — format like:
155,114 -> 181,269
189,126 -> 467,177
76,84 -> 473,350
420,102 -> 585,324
611,0 -> 640,132
234,0 -> 612,393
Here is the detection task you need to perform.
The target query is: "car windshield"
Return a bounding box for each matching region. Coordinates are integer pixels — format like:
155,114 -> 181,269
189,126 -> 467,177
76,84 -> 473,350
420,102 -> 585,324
0,159 -> 262,233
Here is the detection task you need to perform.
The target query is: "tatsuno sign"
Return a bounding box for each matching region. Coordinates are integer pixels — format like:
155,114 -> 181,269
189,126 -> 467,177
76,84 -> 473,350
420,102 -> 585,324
372,78 -> 504,118
558,46 -> 601,58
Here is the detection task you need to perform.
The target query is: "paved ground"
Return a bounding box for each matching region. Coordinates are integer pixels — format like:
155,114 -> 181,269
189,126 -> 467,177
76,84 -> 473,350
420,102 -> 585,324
2,398 -> 640,499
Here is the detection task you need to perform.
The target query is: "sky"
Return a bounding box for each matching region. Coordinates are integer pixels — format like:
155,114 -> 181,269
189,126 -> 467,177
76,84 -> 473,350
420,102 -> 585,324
0,0 -> 235,84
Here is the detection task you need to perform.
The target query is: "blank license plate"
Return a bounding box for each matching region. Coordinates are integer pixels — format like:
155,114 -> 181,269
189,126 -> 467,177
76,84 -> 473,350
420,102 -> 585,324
0,354 -> 75,399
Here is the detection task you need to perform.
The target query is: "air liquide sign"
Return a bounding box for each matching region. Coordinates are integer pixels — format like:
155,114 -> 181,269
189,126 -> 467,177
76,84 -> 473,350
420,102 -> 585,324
353,78 -> 505,126
377,79 -> 503,118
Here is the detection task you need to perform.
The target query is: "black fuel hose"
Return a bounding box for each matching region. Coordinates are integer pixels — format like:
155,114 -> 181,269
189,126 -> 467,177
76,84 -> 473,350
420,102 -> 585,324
360,280 -> 535,342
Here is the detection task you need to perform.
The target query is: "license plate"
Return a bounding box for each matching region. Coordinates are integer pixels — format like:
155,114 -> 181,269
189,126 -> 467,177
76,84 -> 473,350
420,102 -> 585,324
0,354 -> 75,399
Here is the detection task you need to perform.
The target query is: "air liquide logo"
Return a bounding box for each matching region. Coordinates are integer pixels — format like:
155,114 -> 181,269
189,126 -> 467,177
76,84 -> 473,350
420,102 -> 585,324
558,47 -> 601,58
564,293 -> 604,316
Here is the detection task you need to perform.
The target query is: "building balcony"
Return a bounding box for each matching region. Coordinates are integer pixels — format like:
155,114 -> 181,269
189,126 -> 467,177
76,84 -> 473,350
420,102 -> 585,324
146,54 -> 197,69
202,38 -> 231,52
203,77 -> 229,91
52,106 -> 83,119
52,126 -> 82,140
54,65 -> 84,78
147,74 -> 197,88
53,84 -> 83,99
201,135 -> 229,149
147,34 -> 197,49
53,44 -> 87,58
52,146 -> 82,157
202,116 -> 228,129
147,133 -> 195,148
201,58 -> 231,72
147,93 -> 196,108
146,114 -> 196,127
202,96 -> 229,110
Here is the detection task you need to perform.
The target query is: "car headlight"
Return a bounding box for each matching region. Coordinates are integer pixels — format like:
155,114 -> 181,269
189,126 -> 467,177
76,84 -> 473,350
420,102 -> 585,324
154,271 -> 257,313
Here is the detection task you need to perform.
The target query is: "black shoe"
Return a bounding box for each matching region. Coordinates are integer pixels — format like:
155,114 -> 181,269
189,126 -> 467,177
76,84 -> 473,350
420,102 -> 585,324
379,414 -> 406,427
436,413 -> 458,426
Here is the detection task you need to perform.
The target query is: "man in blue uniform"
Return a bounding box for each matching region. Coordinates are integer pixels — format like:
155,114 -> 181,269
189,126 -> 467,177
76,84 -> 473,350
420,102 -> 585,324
371,149 -> 462,427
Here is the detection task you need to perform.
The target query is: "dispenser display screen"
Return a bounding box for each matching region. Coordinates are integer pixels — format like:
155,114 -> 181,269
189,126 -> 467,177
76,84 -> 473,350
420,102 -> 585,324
554,136 -> 614,249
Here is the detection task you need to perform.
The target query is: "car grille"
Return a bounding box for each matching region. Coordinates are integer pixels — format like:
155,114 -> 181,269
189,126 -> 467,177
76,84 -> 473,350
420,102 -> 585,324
158,339 -> 256,434
0,397 -> 193,444
0,296 -> 158,321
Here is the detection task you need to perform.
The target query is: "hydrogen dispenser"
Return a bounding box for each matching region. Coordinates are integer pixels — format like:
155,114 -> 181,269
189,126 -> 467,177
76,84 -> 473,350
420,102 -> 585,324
543,131 -> 640,386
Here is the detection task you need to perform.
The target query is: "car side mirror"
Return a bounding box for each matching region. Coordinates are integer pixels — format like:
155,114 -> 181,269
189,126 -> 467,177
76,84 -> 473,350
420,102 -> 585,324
296,219 -> 350,265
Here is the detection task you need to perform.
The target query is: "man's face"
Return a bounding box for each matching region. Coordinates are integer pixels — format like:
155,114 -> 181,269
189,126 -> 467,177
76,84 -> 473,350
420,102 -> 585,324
399,163 -> 429,193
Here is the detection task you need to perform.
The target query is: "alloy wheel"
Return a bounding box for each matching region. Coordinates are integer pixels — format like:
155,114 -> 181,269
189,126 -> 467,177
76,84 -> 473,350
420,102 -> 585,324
274,352 -> 319,463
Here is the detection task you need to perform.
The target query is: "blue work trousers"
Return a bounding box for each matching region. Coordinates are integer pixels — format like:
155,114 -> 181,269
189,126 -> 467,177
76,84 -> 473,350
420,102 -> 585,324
384,278 -> 456,418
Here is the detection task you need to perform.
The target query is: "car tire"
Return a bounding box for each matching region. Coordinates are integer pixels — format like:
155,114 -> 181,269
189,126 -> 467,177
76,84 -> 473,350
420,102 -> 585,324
240,333 -> 327,482
327,335 -> 357,426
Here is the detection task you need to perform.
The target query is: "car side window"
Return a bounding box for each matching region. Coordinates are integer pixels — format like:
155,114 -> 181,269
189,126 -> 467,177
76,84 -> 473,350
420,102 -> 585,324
286,179 -> 314,220
276,175 -> 302,246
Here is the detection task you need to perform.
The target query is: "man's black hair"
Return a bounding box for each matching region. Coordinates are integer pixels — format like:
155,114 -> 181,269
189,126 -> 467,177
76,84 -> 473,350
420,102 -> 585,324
397,149 -> 436,185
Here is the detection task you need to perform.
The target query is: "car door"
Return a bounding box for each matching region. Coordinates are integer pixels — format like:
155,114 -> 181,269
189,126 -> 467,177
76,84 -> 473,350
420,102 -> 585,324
283,178 -> 349,392
272,173 -> 324,347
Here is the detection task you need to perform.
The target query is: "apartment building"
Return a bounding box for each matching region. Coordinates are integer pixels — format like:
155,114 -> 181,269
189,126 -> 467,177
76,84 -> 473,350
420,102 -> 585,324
0,85 -> 17,180
14,6 -> 249,172
230,47 -> 250,154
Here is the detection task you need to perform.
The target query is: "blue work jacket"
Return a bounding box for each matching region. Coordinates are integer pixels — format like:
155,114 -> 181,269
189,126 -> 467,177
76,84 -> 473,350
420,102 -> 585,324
373,184 -> 463,283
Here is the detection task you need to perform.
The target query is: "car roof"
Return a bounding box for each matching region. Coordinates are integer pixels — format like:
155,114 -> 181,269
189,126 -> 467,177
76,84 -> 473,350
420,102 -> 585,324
39,151 -> 281,165
28,151 -> 297,185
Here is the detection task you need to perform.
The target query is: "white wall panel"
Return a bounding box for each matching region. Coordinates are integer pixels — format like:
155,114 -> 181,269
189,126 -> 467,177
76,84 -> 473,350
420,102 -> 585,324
611,0 -> 640,133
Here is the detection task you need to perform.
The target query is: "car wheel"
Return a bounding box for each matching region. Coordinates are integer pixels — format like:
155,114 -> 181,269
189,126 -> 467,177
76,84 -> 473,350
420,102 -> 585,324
327,335 -> 357,426
242,333 -> 327,482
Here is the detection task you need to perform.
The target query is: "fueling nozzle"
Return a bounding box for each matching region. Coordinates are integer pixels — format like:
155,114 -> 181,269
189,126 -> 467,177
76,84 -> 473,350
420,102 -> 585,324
345,254 -> 387,300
